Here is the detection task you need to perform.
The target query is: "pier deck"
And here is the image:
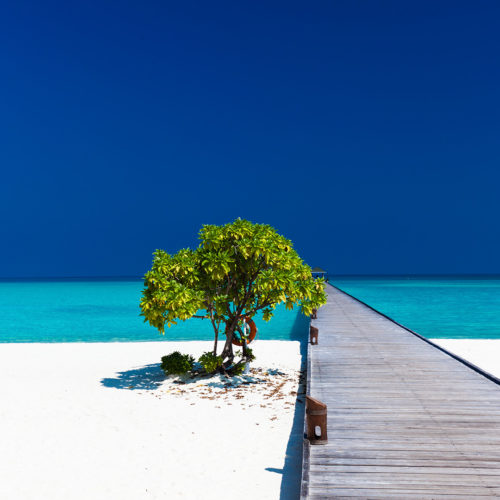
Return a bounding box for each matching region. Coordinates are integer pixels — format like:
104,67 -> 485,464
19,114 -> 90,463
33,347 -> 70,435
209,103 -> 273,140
301,283 -> 500,499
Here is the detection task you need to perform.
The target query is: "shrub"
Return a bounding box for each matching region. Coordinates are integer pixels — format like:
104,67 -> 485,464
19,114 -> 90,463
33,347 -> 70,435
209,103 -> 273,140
198,351 -> 223,373
244,347 -> 255,363
160,351 -> 194,375
230,362 -> 246,376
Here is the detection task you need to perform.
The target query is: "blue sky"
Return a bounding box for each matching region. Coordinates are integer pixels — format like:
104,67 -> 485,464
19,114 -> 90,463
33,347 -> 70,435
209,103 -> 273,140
1,1 -> 499,277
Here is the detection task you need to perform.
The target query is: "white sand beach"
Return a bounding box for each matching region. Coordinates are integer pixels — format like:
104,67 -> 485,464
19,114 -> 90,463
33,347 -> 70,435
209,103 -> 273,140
0,340 -> 305,500
2,338 -> 499,500
430,339 -> 500,379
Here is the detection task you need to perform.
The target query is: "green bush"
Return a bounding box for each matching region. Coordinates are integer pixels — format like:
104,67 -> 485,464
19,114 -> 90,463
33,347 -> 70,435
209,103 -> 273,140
244,347 -> 255,363
230,362 -> 246,376
198,351 -> 223,373
160,351 -> 194,375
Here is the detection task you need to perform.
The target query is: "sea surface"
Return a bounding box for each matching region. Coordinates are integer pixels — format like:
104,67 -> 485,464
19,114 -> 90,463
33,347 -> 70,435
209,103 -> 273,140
332,276 -> 500,339
0,276 -> 499,342
0,278 -> 308,342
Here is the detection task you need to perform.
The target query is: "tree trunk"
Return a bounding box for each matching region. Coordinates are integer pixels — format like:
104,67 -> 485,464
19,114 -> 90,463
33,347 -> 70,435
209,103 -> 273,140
213,329 -> 218,356
209,313 -> 220,356
220,322 -> 235,366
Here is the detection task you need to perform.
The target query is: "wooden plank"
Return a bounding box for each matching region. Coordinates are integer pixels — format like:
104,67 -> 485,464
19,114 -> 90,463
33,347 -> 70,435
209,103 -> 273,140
309,458 -> 500,468
309,473 -> 500,486
311,450 -> 500,460
308,465 -> 500,476
308,486 -> 500,499
301,283 -> 500,498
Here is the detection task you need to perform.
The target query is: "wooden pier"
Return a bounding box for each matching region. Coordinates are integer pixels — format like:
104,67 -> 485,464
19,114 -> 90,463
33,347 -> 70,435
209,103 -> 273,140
301,283 -> 500,499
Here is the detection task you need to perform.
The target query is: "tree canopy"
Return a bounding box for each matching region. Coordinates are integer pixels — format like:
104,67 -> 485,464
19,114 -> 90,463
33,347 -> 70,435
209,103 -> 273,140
140,218 -> 326,371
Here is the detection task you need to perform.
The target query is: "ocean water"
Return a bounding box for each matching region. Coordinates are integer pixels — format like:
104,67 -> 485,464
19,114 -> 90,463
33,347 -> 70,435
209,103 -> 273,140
0,279 -> 308,343
332,276 -> 500,339
1,276 -> 499,342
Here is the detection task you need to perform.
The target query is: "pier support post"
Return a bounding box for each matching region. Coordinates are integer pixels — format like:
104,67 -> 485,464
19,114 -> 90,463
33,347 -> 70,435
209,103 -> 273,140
310,326 -> 319,345
306,396 -> 328,444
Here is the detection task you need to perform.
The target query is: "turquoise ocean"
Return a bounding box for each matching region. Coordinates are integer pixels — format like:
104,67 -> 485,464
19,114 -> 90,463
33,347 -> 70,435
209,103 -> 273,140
332,276 -> 500,339
0,276 -> 499,342
0,278 -> 308,343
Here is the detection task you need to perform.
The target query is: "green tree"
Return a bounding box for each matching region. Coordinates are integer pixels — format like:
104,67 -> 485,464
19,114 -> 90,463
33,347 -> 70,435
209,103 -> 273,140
140,219 -> 326,371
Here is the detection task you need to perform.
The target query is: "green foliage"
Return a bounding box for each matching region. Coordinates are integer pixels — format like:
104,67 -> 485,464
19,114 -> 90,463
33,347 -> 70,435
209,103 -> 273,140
160,351 -> 194,376
141,218 -> 327,365
230,363 -> 246,376
244,347 -> 256,363
198,351 -> 223,373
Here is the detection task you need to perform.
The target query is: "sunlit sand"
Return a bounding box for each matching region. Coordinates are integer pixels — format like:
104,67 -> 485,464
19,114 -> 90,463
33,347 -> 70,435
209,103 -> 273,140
430,339 -> 500,379
0,340 -> 304,499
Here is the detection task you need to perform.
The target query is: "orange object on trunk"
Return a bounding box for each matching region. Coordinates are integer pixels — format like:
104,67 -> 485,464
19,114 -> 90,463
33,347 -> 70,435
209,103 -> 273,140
231,317 -> 257,346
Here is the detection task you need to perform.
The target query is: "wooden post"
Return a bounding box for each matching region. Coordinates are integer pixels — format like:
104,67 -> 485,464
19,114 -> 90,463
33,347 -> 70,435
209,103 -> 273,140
306,396 -> 328,445
310,325 -> 319,345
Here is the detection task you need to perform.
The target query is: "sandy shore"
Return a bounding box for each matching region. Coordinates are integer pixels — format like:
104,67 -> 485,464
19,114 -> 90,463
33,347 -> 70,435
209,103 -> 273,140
430,339 -> 500,379
0,340 -> 305,500
2,338 -> 498,499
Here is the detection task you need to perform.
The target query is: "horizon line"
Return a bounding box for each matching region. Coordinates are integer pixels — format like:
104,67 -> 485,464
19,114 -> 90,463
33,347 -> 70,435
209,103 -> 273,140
2,273 -> 500,281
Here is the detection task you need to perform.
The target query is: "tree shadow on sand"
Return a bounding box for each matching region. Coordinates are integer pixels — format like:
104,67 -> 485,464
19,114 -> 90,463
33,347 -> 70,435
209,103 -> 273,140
101,363 -> 165,390
100,363 -> 273,391
101,311 -> 309,498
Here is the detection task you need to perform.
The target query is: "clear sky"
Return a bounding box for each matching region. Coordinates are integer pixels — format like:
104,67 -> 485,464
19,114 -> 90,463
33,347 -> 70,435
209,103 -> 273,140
1,1 -> 499,277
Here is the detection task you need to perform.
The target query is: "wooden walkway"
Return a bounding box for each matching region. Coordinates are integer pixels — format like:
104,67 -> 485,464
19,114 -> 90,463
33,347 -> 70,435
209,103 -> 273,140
301,283 -> 500,499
